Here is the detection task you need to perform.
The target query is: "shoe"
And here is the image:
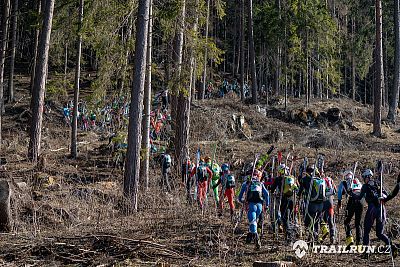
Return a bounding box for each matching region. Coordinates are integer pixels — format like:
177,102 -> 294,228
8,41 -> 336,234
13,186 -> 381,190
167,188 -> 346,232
345,236 -> 354,249
320,223 -> 329,240
362,252 -> 370,259
391,244 -> 399,258
255,233 -> 261,249
246,233 -> 253,244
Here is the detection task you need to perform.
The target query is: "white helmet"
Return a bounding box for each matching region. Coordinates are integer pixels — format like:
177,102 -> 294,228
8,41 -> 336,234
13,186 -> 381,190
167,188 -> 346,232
362,169 -> 373,179
343,170 -> 353,180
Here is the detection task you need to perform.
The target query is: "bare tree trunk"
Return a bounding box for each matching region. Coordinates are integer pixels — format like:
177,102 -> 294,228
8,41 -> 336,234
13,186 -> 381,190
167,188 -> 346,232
119,12 -> 133,96
8,0 -> 18,103
0,181 -> 11,232
28,0 -> 55,162
123,0 -> 150,210
373,0 -> 383,137
0,0 -> 11,146
71,0 -> 84,159
30,0 -> 41,94
248,0 -> 257,104
64,43 -> 68,89
388,0 -> 400,122
240,0 -> 245,101
200,0 -> 210,100
351,17 -> 356,101
173,0 -> 186,163
232,5 -> 237,77
140,0 -> 152,190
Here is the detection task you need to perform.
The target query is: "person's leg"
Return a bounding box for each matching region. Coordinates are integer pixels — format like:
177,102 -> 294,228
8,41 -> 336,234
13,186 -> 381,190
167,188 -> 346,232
363,205 -> 375,246
376,206 -> 390,245
246,202 -> 257,243
211,179 -> 219,204
280,198 -> 290,234
226,188 -> 235,211
344,200 -> 356,238
354,202 -> 363,244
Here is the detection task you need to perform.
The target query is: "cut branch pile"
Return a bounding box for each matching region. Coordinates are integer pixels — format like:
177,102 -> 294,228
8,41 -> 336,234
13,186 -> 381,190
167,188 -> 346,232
0,234 -> 194,265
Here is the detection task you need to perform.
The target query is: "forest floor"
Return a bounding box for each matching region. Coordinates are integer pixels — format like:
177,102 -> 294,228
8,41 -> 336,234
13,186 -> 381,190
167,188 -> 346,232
1,76 -> 400,266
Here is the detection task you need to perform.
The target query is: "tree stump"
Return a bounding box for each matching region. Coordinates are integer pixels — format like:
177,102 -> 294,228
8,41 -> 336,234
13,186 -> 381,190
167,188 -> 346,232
0,180 -> 11,232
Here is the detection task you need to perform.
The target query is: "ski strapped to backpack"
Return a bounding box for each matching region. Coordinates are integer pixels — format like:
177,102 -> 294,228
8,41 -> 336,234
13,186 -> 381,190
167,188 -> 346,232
377,160 -> 384,221
194,148 -> 201,201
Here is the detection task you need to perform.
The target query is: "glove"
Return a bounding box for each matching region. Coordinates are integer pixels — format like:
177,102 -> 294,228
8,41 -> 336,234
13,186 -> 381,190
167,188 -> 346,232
267,145 -> 275,155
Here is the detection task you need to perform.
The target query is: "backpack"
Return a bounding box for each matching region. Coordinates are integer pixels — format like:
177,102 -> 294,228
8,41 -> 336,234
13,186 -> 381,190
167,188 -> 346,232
324,177 -> 336,197
197,165 -> 208,182
225,174 -> 236,189
264,175 -> 274,187
349,178 -> 362,195
310,177 -> 326,202
163,154 -> 171,169
283,176 -> 297,196
212,163 -> 221,180
247,181 -> 263,203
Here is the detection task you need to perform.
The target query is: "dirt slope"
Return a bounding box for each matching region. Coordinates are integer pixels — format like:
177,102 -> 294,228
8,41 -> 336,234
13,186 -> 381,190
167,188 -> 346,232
0,84 -> 400,266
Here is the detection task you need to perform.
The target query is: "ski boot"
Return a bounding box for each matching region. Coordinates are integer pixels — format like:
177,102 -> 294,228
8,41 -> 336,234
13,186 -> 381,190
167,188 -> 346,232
246,233 -> 254,244
255,233 -> 261,249
320,223 -> 329,240
391,243 -> 399,258
345,235 -> 354,250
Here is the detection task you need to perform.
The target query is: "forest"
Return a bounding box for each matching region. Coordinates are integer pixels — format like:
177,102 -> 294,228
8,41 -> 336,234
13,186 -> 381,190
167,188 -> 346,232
0,0 -> 400,266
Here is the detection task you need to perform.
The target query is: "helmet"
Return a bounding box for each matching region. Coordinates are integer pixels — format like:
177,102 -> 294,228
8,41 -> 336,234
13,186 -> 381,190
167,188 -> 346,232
253,170 -> 262,180
343,170 -> 354,180
362,169 -> 373,179
221,163 -> 230,172
306,165 -> 320,176
204,156 -> 211,163
278,164 -> 289,175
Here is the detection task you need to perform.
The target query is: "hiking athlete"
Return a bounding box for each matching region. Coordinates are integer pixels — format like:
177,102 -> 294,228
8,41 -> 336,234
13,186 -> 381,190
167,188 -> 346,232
190,159 -> 213,209
320,175 -> 337,244
352,170 -> 400,258
298,165 -> 326,242
270,164 -> 298,242
337,170 -> 363,247
161,151 -> 173,192
182,157 -> 194,202
204,156 -> 221,206
213,163 -> 235,217
238,170 -> 270,249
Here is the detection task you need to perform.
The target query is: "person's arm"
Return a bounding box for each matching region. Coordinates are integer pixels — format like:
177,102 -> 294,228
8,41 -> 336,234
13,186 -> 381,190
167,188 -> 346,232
337,181 -> 344,204
207,167 -> 213,184
238,182 -> 248,203
213,176 -> 221,188
384,174 -> 400,203
262,184 -> 270,207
